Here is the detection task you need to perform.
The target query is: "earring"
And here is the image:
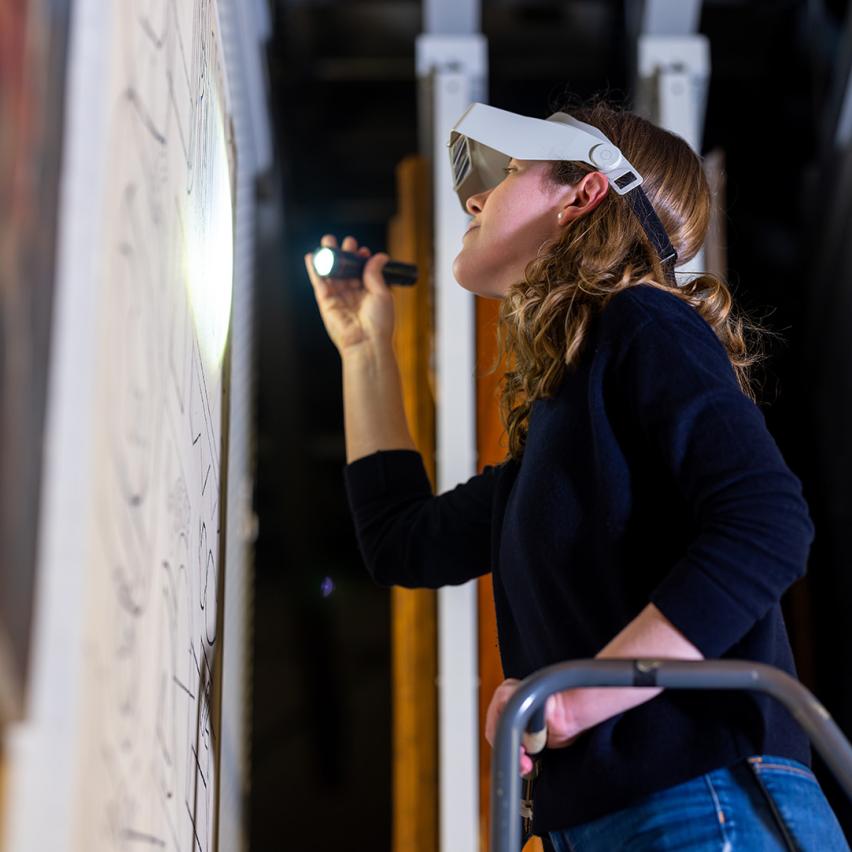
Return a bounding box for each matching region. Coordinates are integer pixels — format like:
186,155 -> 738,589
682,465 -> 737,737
557,212 -> 563,220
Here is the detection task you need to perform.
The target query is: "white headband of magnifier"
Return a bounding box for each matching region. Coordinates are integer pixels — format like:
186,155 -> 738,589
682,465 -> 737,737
447,102 -> 678,278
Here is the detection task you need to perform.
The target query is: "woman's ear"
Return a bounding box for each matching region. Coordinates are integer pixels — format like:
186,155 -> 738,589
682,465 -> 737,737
558,171 -> 608,224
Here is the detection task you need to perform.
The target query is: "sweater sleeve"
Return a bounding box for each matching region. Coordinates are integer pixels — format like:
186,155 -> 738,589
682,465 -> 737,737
613,299 -> 815,659
342,448 -> 497,589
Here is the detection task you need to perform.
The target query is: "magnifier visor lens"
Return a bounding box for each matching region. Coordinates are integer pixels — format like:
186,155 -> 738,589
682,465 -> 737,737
450,134 -> 472,190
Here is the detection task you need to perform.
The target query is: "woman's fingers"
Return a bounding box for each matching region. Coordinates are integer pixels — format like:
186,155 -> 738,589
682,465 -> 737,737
362,252 -> 390,295
339,236 -> 362,288
320,233 -> 365,251
305,232 -> 398,351
520,746 -> 534,778
320,233 -> 359,254
484,678 -> 523,747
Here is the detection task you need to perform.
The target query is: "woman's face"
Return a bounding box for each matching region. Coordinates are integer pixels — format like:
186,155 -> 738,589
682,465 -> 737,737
452,159 -> 566,300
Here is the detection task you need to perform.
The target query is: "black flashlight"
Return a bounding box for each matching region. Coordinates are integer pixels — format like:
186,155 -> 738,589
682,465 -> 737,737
311,246 -> 418,287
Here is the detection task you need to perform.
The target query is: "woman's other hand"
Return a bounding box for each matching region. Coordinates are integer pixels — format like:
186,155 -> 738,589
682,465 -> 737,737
304,234 -> 394,355
484,678 -> 582,776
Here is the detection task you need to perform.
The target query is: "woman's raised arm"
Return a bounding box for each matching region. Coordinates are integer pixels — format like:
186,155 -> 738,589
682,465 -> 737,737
304,233 -> 415,462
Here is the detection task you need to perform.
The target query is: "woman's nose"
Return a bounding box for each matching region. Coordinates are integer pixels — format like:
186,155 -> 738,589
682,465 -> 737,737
465,192 -> 484,216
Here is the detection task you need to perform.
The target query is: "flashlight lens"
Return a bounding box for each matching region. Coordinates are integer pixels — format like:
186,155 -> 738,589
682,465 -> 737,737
313,247 -> 335,277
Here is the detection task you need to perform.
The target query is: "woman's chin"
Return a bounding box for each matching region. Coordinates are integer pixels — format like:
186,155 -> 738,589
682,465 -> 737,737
452,270 -> 483,296
454,280 -> 504,300
453,255 -> 480,291
452,256 -> 505,299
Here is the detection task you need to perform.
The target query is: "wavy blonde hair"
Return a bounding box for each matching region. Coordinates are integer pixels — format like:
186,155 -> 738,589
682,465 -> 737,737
493,96 -> 779,460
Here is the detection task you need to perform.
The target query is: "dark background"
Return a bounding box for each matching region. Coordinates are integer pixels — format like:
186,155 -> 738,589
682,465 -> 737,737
250,1 -> 852,848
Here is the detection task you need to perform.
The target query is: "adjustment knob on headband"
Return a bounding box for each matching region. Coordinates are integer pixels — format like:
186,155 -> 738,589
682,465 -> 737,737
589,143 -> 622,171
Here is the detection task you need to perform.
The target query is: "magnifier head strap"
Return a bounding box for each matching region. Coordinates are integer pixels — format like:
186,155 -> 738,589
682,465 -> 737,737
626,187 -> 679,283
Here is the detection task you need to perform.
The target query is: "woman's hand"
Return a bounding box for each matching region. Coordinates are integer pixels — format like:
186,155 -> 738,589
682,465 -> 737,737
484,679 -> 582,777
304,234 -> 394,355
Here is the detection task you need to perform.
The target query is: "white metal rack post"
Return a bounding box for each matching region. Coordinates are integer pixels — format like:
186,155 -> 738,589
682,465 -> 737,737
417,8 -> 487,849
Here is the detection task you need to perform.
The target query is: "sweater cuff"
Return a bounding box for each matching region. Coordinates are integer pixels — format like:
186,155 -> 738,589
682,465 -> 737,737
648,561 -> 757,659
342,449 -> 432,505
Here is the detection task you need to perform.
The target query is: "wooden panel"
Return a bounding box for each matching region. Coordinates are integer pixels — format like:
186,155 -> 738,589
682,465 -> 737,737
475,297 -> 504,850
387,155 -> 438,852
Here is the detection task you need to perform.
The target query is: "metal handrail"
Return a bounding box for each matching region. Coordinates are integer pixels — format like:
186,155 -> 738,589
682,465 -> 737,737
490,659 -> 852,852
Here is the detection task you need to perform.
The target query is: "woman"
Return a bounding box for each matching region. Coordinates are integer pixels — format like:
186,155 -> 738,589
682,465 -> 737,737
303,97 -> 849,851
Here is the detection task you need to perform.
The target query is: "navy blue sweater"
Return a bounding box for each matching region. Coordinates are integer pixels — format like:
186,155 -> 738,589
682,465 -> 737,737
342,283 -> 815,833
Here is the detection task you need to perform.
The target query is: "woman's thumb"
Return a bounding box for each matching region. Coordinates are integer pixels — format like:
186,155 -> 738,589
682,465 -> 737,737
363,252 -> 390,294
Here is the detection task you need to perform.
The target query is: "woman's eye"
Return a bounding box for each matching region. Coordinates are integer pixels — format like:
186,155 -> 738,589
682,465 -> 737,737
502,167 -> 515,176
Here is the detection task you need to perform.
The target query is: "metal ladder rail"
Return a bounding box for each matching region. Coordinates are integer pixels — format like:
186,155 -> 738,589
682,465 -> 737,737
490,658 -> 852,852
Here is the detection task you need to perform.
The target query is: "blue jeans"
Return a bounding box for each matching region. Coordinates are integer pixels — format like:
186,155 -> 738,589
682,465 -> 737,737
545,755 -> 850,851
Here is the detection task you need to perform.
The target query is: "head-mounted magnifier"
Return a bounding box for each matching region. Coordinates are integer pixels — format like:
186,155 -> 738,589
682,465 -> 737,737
447,103 -> 678,278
